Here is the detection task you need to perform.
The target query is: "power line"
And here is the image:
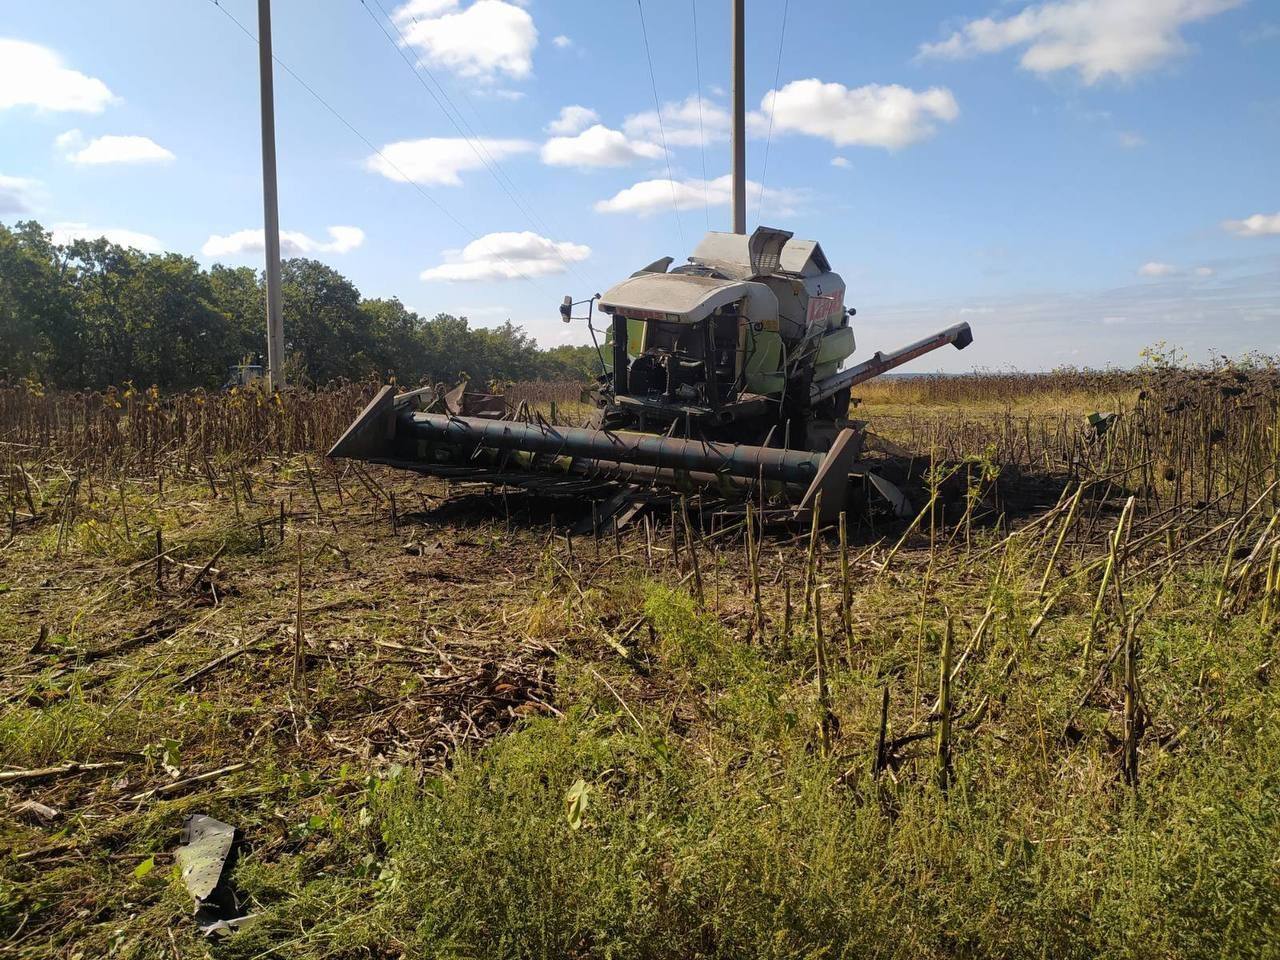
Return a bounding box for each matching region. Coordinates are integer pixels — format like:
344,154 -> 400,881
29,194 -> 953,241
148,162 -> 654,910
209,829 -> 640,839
202,0 -> 547,290
690,0 -> 710,232
756,0 -> 790,227
636,0 -> 686,248
357,0 -> 593,289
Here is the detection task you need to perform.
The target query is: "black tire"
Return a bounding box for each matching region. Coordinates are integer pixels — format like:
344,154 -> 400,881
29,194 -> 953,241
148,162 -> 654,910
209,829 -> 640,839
813,386 -> 851,421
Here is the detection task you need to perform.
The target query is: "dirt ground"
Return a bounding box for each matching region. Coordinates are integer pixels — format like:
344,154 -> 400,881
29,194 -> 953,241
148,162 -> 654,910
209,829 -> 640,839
2,377 -> 1278,957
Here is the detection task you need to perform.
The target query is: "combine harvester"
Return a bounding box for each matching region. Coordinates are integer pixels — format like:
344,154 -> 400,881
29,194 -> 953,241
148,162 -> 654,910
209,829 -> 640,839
329,226 -> 970,527
329,4 -> 973,528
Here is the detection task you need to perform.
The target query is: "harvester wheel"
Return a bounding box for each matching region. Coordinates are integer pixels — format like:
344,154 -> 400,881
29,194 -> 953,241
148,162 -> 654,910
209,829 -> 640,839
813,387 -> 851,421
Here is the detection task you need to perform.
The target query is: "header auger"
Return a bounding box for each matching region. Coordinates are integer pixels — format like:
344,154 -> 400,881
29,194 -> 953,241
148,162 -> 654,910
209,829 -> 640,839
329,226 -> 972,529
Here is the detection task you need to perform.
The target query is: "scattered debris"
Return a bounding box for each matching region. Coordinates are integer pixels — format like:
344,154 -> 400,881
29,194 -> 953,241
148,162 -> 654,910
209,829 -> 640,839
1087,411 -> 1118,436
0,760 -> 125,785
867,472 -> 912,518
12,799 -> 61,824
130,762 -> 252,803
176,814 -> 251,937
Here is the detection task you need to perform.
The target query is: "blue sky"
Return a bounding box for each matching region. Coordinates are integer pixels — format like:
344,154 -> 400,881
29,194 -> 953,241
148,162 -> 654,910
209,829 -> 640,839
2,0 -> 1278,370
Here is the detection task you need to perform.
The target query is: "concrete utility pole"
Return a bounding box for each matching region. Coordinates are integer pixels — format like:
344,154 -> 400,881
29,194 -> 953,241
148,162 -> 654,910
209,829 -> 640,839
731,0 -> 746,235
257,0 -> 286,388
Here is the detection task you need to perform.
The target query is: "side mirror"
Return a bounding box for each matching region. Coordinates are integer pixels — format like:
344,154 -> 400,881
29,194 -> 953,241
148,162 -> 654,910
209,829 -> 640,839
559,295 -> 572,322
847,307 -> 856,317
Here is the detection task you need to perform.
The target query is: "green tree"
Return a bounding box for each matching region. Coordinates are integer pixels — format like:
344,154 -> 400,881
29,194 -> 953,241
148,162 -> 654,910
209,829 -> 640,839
114,253 -> 230,389
419,313 -> 481,384
0,220 -> 595,391
0,221 -> 76,382
539,343 -> 603,380
361,297 -> 428,384
62,236 -> 141,386
209,264 -> 266,365
280,258 -> 373,383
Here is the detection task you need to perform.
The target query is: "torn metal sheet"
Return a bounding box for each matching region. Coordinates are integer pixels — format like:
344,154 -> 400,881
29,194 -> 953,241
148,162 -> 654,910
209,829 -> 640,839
867,472 -> 913,519
570,484 -> 646,536
1088,411 -> 1119,437
177,814 -> 250,936
178,814 -> 234,901
12,800 -> 61,824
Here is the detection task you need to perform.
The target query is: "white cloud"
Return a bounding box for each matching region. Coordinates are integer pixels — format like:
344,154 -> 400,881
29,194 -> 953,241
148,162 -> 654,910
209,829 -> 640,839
456,304 -> 512,317
365,137 -> 533,186
594,174 -> 801,218
1223,212 -> 1280,237
0,173 -> 39,215
1242,22 -> 1280,44
394,0 -> 460,16
421,231 -> 589,282
552,34 -> 573,49
864,263 -> 1280,369
0,38 -> 115,113
918,0 -> 1243,84
830,156 -> 851,168
546,104 -> 598,135
201,226 -> 365,258
624,95 -> 731,147
51,222 -> 162,252
56,130 -> 174,165
1137,262 -> 1220,278
317,226 -> 365,253
541,124 -> 663,168
1118,131 -> 1146,148
749,80 -> 959,149
393,0 -> 537,81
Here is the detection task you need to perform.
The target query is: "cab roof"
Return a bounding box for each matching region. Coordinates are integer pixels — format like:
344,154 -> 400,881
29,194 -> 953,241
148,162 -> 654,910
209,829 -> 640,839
599,272 -> 752,325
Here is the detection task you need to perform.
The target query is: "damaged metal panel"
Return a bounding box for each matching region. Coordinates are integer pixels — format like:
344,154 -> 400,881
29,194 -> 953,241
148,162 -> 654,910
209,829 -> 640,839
176,814 -> 250,937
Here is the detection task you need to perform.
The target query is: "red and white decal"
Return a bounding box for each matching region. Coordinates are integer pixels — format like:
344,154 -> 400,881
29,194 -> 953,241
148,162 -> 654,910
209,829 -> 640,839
806,294 -> 843,325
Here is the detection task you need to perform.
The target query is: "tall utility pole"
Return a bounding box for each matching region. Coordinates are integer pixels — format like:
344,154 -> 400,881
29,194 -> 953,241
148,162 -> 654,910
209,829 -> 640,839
730,0 -> 746,235
257,0 -> 285,388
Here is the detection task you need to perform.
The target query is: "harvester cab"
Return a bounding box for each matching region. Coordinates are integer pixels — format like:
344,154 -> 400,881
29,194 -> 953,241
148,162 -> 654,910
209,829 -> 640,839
593,226 -> 857,449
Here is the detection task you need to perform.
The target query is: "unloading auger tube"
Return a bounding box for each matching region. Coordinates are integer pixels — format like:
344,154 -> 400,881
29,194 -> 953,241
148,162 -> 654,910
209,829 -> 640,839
810,322 -> 973,404
328,386 -> 865,522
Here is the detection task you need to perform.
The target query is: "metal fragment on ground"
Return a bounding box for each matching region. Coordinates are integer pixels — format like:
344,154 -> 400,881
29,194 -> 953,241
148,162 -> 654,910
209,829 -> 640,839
176,813 -> 250,936
867,472 -> 913,518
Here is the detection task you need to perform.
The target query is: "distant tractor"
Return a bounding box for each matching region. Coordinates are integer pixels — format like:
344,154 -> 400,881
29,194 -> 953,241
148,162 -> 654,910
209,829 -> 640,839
222,361 -> 265,391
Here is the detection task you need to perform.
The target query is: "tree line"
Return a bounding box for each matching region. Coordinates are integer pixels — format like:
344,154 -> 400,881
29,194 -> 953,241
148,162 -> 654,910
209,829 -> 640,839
0,220 -> 600,391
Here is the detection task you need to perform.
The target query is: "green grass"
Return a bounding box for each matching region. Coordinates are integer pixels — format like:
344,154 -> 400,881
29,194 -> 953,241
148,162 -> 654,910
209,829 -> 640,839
215,574 -> 1279,960
3,457 -> 1278,959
